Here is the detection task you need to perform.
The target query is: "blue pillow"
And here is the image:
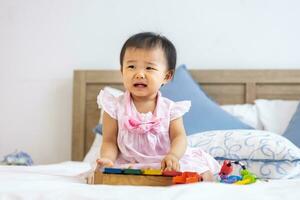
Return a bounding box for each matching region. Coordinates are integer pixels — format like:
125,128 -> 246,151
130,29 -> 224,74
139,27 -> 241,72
93,124 -> 102,134
284,103 -> 300,148
160,65 -> 253,135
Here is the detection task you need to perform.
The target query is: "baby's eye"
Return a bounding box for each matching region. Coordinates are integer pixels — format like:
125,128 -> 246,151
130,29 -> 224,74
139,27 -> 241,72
127,65 -> 135,69
146,66 -> 155,70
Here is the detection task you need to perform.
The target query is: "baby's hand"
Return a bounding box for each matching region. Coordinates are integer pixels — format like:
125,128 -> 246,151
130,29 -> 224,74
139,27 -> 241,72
96,158 -> 114,169
161,154 -> 180,171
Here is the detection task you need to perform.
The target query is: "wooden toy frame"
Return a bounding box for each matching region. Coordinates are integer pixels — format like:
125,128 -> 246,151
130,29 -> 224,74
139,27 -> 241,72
88,170 -> 173,186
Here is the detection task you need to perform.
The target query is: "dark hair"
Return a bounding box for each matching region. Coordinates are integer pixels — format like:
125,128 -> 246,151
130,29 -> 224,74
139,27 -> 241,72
120,32 -> 177,72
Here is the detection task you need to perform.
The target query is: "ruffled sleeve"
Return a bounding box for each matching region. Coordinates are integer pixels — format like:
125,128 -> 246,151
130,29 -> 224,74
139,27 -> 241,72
97,89 -> 118,119
170,101 -> 191,121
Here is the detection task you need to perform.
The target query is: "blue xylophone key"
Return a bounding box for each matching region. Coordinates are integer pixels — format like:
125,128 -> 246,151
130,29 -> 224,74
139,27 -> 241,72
103,167 -> 123,174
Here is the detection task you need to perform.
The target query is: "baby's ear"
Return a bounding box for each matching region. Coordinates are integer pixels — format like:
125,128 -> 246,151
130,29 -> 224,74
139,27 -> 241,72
164,70 -> 174,82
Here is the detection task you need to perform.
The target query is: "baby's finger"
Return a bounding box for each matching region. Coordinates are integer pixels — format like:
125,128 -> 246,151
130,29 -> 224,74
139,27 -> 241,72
175,162 -> 180,171
106,160 -> 114,167
165,160 -> 173,171
161,160 -> 166,170
94,160 -> 103,171
176,162 -> 180,171
97,159 -> 107,165
172,161 -> 179,171
96,159 -> 113,168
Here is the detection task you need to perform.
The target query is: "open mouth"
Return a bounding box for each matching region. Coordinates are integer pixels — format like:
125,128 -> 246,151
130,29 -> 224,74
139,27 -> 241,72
133,83 -> 147,88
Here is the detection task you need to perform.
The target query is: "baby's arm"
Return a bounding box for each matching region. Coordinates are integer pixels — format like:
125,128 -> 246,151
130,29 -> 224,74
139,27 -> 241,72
97,111 -> 119,168
161,117 -> 187,171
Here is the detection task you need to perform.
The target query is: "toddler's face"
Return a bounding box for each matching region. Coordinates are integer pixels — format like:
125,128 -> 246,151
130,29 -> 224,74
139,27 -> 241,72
122,47 -> 172,100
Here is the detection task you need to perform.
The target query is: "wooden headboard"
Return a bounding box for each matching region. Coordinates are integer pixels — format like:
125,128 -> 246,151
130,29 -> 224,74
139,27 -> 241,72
72,69 -> 300,161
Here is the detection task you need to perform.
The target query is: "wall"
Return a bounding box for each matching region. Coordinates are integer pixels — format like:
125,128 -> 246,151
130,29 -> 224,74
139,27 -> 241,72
0,0 -> 299,164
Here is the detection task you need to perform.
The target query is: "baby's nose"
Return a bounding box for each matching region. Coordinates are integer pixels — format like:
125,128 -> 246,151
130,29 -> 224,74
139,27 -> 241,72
135,72 -> 145,79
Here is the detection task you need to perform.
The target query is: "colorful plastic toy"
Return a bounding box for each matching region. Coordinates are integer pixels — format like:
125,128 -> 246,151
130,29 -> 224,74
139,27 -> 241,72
101,167 -> 202,185
220,175 -> 242,184
235,169 -> 257,185
219,160 -> 257,185
143,169 -> 162,175
123,168 -> 142,175
162,170 -> 182,177
173,171 -> 203,184
103,167 -> 123,174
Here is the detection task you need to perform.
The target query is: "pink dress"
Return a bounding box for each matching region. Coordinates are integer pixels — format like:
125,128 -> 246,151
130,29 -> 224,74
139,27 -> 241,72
99,88 -> 220,174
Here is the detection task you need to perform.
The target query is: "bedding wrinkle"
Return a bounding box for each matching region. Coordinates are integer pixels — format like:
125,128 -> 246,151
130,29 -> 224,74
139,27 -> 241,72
2,162 -> 300,200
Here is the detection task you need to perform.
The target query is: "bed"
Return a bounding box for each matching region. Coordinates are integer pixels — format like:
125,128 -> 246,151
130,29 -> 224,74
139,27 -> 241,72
72,69 -> 300,161
1,69 -> 300,199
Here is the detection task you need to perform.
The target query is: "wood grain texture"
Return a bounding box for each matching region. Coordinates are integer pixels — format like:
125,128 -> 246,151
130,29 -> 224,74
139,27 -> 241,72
72,71 -> 86,161
92,171 -> 173,186
72,69 -> 300,161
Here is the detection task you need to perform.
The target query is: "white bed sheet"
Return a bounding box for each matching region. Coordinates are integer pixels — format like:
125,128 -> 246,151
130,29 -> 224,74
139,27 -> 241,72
1,161 -> 300,200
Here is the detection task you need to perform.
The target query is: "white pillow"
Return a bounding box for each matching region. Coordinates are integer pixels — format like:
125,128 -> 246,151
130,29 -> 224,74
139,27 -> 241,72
221,104 -> 263,130
83,87 -> 123,164
97,87 -> 124,123
188,129 -> 300,161
188,129 -> 300,179
83,134 -> 102,163
255,99 -> 299,135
